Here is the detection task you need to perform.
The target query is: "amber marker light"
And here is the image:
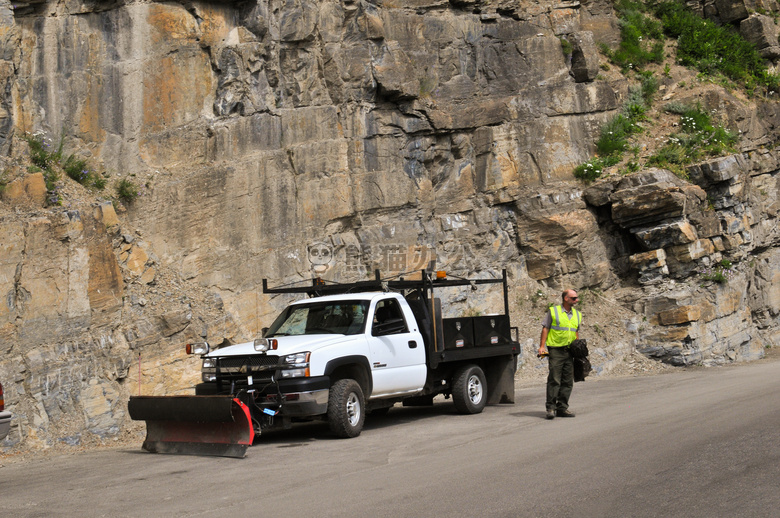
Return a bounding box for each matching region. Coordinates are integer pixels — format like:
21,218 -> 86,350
185,342 -> 210,355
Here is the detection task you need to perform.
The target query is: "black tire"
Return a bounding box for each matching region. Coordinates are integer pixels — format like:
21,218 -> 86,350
452,365 -> 487,414
328,379 -> 365,438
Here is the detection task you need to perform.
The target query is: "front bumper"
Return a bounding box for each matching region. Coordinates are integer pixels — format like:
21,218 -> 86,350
197,376 -> 330,417
256,376 -> 330,417
275,388 -> 329,416
0,410 -> 12,441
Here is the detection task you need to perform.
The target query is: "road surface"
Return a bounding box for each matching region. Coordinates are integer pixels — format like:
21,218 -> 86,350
2,356 -> 779,517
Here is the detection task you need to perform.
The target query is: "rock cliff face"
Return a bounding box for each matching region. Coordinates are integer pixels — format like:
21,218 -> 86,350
0,0 -> 779,452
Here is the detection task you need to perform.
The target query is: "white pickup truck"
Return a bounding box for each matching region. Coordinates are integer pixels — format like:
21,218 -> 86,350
129,270 -> 520,457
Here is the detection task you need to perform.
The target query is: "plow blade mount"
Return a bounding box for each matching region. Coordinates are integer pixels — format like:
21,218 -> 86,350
128,395 -> 255,458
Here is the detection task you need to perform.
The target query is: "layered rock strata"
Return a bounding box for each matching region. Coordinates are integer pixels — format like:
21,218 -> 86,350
0,0 -> 778,452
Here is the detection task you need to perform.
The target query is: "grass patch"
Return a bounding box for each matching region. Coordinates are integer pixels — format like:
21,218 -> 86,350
116,178 -> 139,204
574,81 -> 654,182
23,132 -> 63,205
63,154 -> 106,190
575,157 -> 611,181
22,131 -> 106,205
699,259 -> 735,284
646,103 -> 738,177
656,1 -> 780,93
572,1 -> 761,183
604,0 -> 665,72
560,37 -> 573,58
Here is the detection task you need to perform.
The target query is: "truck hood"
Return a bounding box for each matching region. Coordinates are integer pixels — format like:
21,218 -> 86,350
206,334 -> 360,358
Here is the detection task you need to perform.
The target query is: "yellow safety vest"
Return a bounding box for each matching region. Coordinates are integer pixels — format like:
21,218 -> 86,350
546,305 -> 581,348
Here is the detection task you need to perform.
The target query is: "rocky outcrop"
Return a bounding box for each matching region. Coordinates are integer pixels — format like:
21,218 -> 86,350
584,156 -> 779,365
0,0 -> 778,454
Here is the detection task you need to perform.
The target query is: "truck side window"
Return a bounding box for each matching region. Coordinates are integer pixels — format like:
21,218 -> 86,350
372,299 -> 408,335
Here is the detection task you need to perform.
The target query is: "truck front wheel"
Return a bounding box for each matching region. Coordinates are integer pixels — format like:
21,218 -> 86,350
328,379 -> 365,438
452,365 -> 487,414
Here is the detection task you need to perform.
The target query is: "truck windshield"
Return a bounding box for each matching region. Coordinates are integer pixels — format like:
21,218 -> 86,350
265,300 -> 370,336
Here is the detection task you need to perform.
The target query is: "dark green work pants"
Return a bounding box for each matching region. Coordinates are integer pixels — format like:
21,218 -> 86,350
546,346 -> 573,411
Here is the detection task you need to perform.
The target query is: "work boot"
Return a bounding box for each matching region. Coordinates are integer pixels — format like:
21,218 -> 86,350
546,408 -> 556,420
556,409 -> 575,417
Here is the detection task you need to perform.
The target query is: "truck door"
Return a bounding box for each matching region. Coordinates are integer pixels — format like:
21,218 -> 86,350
367,297 -> 427,398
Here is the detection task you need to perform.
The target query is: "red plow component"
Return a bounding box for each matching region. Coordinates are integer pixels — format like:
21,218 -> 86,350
128,395 -> 255,458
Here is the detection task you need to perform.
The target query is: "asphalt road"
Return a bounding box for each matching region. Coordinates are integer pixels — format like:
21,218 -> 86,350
2,357 -> 779,518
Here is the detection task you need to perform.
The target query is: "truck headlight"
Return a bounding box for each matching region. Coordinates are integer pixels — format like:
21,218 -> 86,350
202,358 -> 216,382
280,367 -> 309,378
283,352 -> 310,365
280,352 -> 310,378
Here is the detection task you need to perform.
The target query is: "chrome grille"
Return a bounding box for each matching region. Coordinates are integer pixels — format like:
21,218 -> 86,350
218,356 -> 279,369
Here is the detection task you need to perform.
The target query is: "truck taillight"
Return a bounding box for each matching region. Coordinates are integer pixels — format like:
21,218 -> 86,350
436,270 -> 447,279
0,382 -> 5,411
186,342 -> 210,355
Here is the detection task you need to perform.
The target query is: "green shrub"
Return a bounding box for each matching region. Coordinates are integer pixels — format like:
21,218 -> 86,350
624,160 -> 641,174
640,73 -> 659,102
116,178 -> 139,203
646,142 -> 689,176
92,175 -> 108,190
574,161 -> 604,182
663,100 -> 689,115
574,155 -> 620,182
24,132 -> 53,170
596,114 -> 642,156
63,154 -> 90,185
624,85 -> 649,120
560,37 -> 573,57
63,155 -> 106,190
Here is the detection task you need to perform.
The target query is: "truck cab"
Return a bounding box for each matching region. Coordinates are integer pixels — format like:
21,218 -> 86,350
197,292 -> 427,423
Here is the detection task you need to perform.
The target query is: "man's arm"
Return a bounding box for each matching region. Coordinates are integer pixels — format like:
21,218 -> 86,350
576,310 -> 581,340
539,326 -> 549,356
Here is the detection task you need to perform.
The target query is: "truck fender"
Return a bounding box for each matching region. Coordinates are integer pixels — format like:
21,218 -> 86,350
324,355 -> 373,397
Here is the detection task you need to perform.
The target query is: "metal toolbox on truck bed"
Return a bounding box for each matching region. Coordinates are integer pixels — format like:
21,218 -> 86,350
442,317 -> 475,349
473,315 -> 511,346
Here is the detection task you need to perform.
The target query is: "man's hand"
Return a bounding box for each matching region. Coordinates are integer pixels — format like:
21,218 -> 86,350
539,327 -> 549,358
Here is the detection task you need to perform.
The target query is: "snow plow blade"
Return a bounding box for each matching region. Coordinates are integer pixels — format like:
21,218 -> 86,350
128,395 -> 255,458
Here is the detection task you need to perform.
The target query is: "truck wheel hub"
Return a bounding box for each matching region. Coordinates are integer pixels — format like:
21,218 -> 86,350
468,376 -> 483,403
346,393 -> 361,425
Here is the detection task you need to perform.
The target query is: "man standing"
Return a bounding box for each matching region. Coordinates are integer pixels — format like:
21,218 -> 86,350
538,289 -> 581,419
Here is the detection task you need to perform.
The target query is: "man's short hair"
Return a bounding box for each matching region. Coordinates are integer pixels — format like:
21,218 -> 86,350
562,289 -> 573,302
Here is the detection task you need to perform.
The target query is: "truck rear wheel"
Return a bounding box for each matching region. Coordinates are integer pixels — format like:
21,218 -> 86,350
328,379 -> 365,438
452,365 -> 487,414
